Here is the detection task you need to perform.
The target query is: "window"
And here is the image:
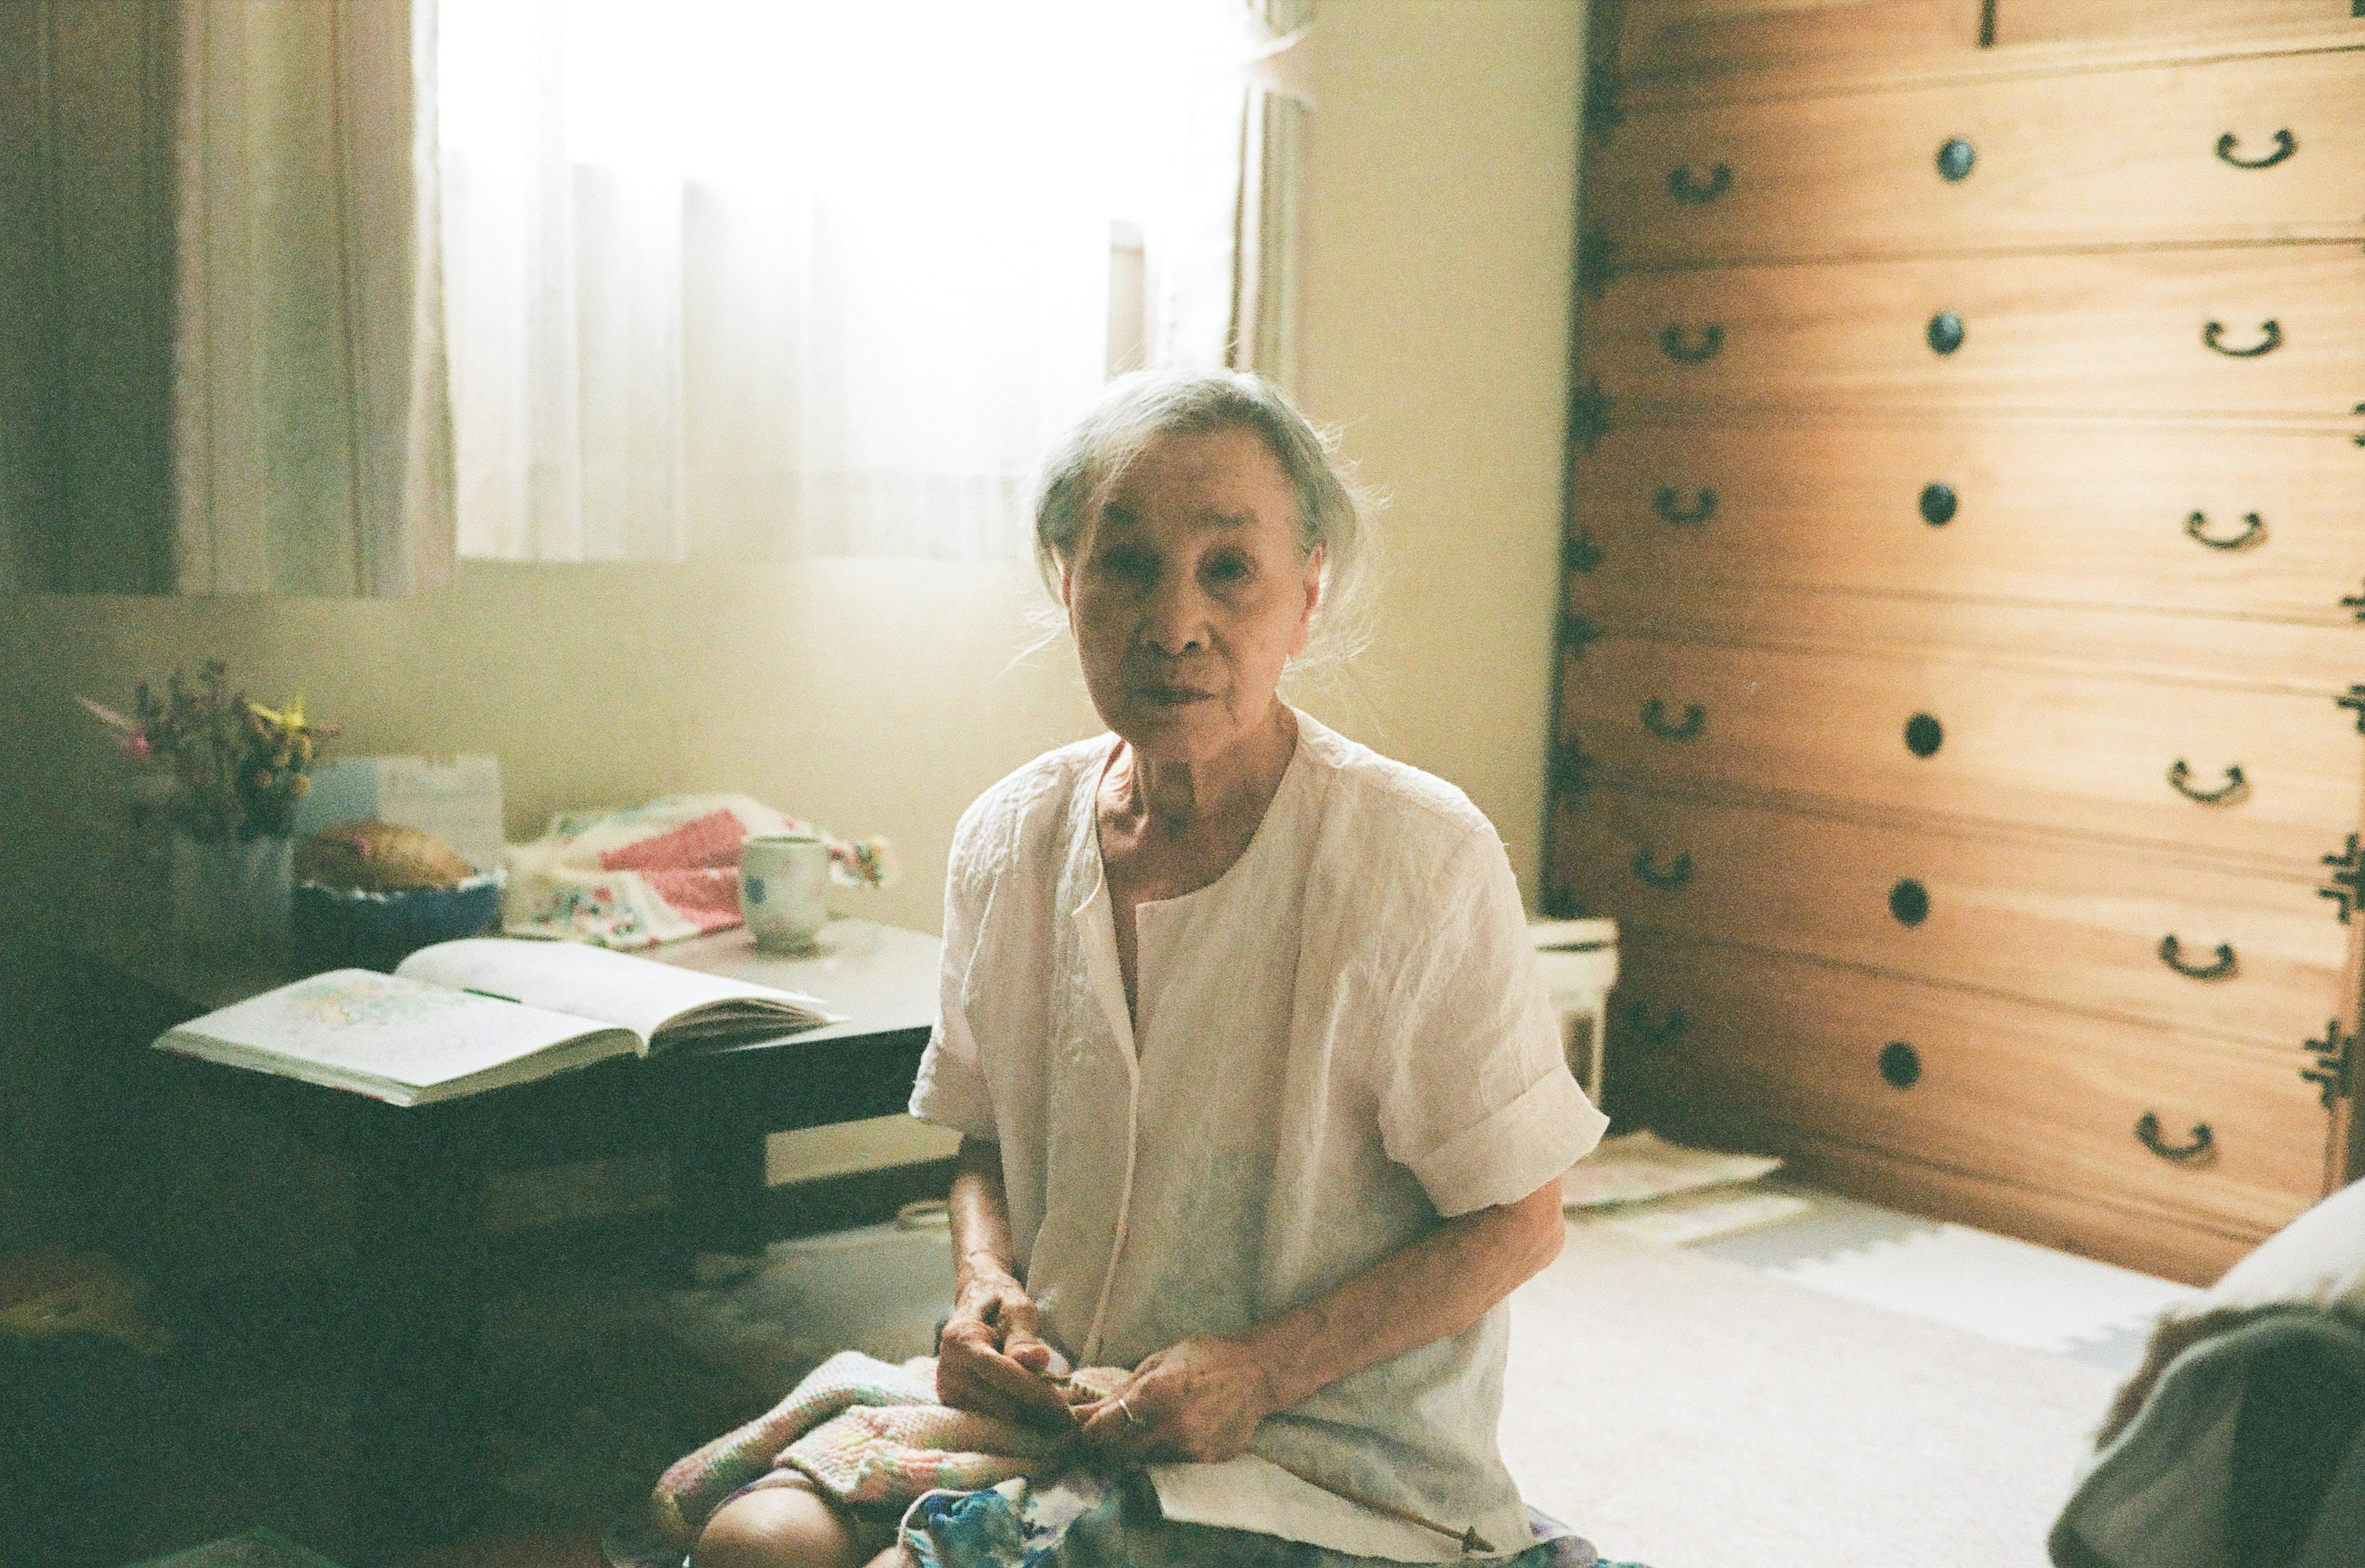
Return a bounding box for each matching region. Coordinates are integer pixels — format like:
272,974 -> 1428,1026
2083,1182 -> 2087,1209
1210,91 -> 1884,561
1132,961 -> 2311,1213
437,0 -> 1276,562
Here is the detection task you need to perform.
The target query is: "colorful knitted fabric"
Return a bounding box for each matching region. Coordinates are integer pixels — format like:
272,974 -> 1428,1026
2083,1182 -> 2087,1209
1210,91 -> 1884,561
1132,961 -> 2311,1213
902,1471 -> 1631,1568
647,1351 -> 1125,1550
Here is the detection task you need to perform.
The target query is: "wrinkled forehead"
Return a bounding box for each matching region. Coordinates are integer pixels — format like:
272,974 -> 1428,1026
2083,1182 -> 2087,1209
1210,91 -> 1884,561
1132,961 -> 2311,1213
1084,426 -> 1300,547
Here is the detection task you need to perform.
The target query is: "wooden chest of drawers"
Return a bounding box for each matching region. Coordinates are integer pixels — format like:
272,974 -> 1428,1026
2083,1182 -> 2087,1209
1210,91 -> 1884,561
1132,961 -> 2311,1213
1550,1 -> 2364,1283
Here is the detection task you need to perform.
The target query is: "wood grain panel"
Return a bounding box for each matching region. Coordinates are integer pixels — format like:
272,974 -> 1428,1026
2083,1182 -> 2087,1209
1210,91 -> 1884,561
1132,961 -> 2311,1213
1997,1 -> 2364,51
1774,1135 -> 2257,1285
1554,786 -> 2353,1046
1608,929 -> 2333,1240
1556,637 -> 2365,865
1573,579 -> 2365,697
1580,245 -> 2365,420
1613,0 -> 1987,84
1591,50 -> 2365,262
1566,423 -> 2365,626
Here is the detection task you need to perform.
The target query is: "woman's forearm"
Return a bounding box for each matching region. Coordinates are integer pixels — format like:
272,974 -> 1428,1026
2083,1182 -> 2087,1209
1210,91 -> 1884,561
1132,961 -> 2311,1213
947,1134 -> 1019,1296
1239,1178 -> 1565,1413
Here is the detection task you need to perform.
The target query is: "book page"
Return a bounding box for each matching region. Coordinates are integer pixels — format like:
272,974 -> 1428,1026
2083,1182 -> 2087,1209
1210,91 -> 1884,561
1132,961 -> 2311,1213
395,937 -> 835,1041
160,969 -> 634,1097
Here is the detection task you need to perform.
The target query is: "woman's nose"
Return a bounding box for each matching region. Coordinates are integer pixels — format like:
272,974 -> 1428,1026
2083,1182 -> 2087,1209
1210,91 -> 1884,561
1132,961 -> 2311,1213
1142,577 -> 1211,656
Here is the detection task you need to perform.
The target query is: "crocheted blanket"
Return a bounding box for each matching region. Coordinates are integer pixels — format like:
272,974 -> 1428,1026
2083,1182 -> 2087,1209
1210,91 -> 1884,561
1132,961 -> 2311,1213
648,1351 -> 1125,1549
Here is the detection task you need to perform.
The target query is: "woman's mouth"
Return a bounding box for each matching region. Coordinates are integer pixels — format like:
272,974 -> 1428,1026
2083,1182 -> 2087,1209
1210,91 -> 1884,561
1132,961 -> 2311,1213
1137,684 -> 1216,708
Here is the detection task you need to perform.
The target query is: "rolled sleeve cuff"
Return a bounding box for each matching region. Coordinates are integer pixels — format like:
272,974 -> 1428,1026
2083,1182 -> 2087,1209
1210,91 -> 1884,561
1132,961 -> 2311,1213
1409,1069 -> 1609,1218
906,1034 -> 998,1141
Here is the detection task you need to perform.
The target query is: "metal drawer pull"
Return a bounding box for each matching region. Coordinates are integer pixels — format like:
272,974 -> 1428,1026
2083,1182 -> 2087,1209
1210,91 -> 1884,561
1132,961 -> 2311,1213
1630,849 -> 1694,890
1879,1041 -> 1921,1089
1904,713 -> 1944,758
2304,1021 -> 2354,1111
2157,935 -> 2237,981
2185,510 -> 2265,551
2167,759 -> 2247,804
1918,483 -> 1958,526
1623,1001 -> 1689,1049
2136,1112 -> 2215,1163
1652,487 -> 1716,526
2203,320 -> 2281,358
1668,163 -> 1731,204
1926,311 -> 1966,356
1888,879 -> 1930,926
1659,324 -> 1724,363
2214,129 -> 2296,170
1936,137 -> 1976,182
1640,698 -> 1705,741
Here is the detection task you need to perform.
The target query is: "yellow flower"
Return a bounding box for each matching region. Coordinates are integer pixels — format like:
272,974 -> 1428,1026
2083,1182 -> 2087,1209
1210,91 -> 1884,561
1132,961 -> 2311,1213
246,694 -> 306,735
290,775 -> 311,797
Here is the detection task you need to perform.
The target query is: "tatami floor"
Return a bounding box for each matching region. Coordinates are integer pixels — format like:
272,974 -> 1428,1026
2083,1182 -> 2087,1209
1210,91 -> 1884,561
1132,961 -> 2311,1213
38,1173 -> 2180,1568
1658,1178 -> 2196,1374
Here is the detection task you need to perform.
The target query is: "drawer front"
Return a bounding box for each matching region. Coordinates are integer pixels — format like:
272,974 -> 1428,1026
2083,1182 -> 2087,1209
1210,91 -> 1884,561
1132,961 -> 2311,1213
1556,638 -> 2365,865
1591,51 -> 2365,263
1610,929 -> 2334,1237
1554,786 -> 2353,1047
1613,0 -> 1986,84
1579,244 -> 2365,421
1998,1 -> 2365,50
1566,423 -> 2365,626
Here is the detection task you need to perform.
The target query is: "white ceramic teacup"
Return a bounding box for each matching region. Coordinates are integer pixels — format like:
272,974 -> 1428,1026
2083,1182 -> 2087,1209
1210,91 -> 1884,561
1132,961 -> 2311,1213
740,833 -> 830,952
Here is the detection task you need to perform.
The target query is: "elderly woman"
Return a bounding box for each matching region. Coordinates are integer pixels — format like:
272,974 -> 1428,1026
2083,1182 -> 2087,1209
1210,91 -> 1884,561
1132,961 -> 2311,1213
696,370 -> 1611,1568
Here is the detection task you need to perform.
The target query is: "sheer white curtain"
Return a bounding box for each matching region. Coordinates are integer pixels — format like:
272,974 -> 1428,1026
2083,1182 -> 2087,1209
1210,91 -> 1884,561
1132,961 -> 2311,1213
439,0 -> 1266,564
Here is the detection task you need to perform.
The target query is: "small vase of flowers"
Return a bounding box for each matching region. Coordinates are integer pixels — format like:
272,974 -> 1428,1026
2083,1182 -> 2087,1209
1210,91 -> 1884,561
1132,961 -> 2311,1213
78,661 -> 339,962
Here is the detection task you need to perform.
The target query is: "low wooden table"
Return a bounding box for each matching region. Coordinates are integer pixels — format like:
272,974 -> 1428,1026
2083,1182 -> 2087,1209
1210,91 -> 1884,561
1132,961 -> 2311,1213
80,920 -> 940,1564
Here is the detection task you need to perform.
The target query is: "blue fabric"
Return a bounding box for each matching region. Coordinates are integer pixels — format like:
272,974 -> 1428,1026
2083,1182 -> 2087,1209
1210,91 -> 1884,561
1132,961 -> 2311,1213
900,1469 -> 1644,1568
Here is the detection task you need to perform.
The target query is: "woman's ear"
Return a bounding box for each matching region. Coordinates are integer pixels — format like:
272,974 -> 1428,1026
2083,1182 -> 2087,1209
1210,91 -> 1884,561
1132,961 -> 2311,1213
1290,546 -> 1325,656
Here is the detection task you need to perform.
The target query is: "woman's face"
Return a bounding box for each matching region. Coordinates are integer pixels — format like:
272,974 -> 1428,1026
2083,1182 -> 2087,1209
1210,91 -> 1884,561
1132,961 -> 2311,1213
1061,426 -> 1323,768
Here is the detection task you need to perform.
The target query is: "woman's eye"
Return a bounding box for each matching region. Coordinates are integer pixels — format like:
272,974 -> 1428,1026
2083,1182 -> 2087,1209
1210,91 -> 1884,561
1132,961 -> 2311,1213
1203,554 -> 1252,586
1099,549 -> 1157,585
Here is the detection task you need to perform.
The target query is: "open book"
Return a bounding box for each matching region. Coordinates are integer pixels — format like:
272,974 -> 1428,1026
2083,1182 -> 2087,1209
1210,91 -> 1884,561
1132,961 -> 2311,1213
153,938 -> 842,1107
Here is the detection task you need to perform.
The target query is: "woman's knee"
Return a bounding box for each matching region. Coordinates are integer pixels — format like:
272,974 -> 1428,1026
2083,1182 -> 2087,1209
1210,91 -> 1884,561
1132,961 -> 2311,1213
693,1482 -> 866,1568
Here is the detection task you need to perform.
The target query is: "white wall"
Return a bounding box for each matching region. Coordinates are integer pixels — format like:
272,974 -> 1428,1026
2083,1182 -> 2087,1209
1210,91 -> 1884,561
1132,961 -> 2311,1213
1295,0 -> 1583,886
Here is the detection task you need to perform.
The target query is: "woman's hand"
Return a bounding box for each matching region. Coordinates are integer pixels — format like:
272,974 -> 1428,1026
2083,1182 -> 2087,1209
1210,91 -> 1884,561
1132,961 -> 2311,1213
1072,1335 -> 1276,1463
936,1267 -> 1073,1428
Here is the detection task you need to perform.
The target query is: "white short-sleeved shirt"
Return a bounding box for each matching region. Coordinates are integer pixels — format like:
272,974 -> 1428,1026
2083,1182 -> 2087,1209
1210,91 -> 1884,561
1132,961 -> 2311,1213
908,711 -> 1607,1561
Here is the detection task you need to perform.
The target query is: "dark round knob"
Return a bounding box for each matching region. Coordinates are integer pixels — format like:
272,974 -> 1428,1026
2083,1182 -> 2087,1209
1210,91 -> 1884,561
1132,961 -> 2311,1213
1904,713 -> 1944,758
1936,137 -> 1976,182
1880,1041 -> 1922,1089
1918,483 -> 1957,526
1888,879 -> 1930,926
1926,311 -> 1965,355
